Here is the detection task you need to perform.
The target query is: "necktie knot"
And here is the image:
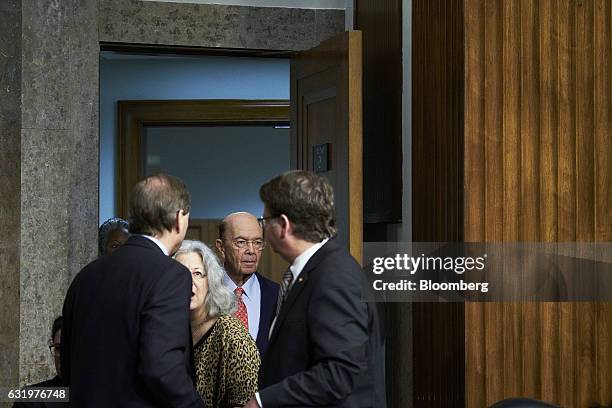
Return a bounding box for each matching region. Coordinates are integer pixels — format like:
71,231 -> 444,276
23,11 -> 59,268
234,287 -> 245,297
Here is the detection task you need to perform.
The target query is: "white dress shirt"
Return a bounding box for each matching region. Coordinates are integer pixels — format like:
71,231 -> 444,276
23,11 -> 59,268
224,272 -> 261,341
256,238 -> 328,408
138,234 -> 169,256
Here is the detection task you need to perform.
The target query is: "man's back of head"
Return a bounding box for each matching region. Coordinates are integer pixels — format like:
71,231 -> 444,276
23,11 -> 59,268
129,174 -> 191,236
128,174 -> 191,256
259,170 -> 336,243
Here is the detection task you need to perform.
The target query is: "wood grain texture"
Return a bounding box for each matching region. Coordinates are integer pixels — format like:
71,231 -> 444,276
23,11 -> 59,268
291,31 -> 363,263
412,0 -> 465,405
464,0 -> 612,406
464,1 -> 486,402
355,0 -> 402,223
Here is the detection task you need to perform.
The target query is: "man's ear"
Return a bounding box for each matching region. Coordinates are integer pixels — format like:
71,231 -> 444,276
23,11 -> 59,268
278,214 -> 291,239
174,210 -> 182,232
176,210 -> 189,234
215,238 -> 226,261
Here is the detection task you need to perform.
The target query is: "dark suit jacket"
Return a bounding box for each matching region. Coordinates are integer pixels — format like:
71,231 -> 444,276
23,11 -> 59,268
254,272 -> 279,358
61,236 -> 204,407
259,239 -> 386,407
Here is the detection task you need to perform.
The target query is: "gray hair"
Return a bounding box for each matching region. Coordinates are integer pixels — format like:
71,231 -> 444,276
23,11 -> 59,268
174,240 -> 236,317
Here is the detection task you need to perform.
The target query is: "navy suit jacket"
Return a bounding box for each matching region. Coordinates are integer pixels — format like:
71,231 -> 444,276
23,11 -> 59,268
254,272 -> 279,358
259,239 -> 386,407
61,236 -> 204,407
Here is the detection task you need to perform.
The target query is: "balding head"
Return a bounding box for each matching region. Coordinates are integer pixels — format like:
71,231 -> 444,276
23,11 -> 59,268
216,212 -> 264,285
219,212 -> 260,239
129,174 -> 190,236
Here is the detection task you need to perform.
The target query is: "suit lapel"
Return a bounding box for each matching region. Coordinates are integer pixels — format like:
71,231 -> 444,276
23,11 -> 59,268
267,271 -> 309,347
256,274 -> 272,345
267,240 -> 335,347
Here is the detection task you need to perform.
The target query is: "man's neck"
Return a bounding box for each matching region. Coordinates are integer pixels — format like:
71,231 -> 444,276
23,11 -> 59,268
151,232 -> 177,256
227,269 -> 254,287
286,240 -> 319,264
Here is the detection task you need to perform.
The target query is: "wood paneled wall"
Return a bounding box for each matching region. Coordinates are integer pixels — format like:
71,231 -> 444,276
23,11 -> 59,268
356,0 -> 403,223
464,0 -> 611,406
412,0 -> 465,406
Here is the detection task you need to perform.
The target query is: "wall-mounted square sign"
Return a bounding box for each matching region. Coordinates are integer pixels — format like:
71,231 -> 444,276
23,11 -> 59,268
312,143 -> 330,173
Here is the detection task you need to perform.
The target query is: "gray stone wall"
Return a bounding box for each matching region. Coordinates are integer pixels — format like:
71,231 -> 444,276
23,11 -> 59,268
0,0 -> 22,392
2,0 -> 100,386
99,0 -> 344,50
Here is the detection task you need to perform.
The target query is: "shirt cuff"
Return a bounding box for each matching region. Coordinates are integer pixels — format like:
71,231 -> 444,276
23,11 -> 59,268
255,392 -> 263,408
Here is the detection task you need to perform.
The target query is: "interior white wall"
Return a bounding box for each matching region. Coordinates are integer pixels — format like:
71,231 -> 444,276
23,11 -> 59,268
99,54 -> 290,225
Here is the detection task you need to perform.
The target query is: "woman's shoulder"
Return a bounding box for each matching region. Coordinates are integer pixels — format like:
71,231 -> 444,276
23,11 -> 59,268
216,315 -> 258,349
216,314 -> 250,335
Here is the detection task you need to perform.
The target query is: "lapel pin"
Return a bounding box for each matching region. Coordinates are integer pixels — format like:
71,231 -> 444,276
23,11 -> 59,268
298,277 -> 304,283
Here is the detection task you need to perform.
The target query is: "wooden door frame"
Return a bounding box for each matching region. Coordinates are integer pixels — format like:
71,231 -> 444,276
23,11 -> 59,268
117,99 -> 290,217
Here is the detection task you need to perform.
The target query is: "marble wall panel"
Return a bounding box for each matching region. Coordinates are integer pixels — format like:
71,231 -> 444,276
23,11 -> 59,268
98,0 -> 343,51
0,127 -> 21,389
66,0 -> 99,279
17,0 -> 99,384
0,0 -> 21,391
21,0 -> 74,130
19,128 -> 74,384
315,9 -> 345,45
237,6 -> 315,50
0,1 -> 22,129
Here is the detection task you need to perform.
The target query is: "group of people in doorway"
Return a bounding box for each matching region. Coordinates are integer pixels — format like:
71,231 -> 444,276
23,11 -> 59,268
23,170 -> 385,408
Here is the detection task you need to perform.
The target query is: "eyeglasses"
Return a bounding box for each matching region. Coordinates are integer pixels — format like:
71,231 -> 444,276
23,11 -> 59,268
257,216 -> 278,229
231,238 -> 265,251
48,342 -> 61,356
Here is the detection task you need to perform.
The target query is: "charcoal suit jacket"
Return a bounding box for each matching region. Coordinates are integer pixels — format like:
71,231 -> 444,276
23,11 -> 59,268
259,239 -> 386,407
253,272 -> 279,358
61,236 -> 204,408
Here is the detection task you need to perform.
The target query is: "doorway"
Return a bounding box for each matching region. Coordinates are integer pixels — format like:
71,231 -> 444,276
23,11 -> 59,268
99,52 -> 292,280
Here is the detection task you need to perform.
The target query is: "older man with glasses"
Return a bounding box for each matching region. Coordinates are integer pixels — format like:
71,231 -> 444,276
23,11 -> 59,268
215,212 -> 279,359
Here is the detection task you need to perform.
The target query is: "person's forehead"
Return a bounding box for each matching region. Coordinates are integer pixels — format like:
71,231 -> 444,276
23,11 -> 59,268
108,228 -> 128,240
176,251 -> 203,265
227,216 -> 262,238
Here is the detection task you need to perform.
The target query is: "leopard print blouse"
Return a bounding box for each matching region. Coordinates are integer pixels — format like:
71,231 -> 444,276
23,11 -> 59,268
194,314 -> 260,408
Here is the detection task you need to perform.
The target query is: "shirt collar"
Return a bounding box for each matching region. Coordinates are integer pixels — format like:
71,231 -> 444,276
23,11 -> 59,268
224,272 -> 257,298
138,234 -> 169,256
289,238 -> 329,281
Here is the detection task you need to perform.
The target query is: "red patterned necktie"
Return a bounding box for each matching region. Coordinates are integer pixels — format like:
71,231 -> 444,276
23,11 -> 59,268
234,287 -> 249,330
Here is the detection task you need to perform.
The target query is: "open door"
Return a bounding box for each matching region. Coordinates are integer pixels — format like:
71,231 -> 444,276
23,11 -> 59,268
291,31 -> 363,263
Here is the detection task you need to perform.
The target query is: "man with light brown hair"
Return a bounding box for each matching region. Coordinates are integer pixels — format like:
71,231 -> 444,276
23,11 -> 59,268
245,170 -> 385,408
62,174 -> 204,407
